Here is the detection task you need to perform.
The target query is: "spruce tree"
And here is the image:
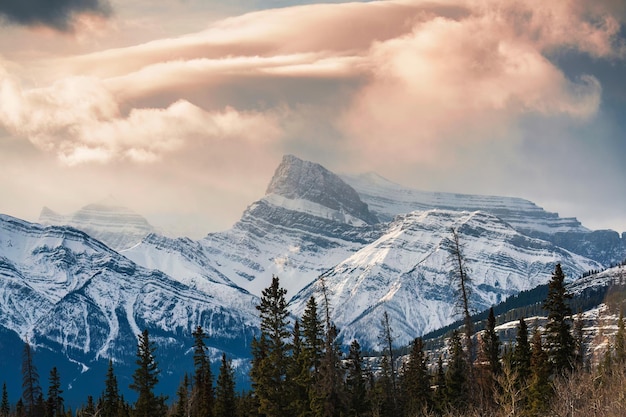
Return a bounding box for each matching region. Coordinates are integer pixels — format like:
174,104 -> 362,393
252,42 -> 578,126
433,356 -> 447,413
527,329 -> 550,416
215,353 -> 236,417
83,396 -> 95,417
302,296 -> 324,375
46,367 -> 64,417
129,329 -> 164,417
543,263 -> 575,375
251,276 -> 290,416
445,330 -> 468,411
101,360 -> 119,417
174,374 -> 189,417
402,337 -> 432,415
1,382 -> 9,417
483,307 -> 501,377
345,340 -> 368,417
287,320 -> 309,416
511,318 -> 531,386
191,326 -> 213,417
312,279 -> 346,417
22,340 -> 42,417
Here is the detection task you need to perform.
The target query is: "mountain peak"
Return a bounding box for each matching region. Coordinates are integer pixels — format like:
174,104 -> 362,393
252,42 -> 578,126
265,155 -> 378,225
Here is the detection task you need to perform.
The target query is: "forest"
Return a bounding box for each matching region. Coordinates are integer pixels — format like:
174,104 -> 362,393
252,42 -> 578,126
2,263 -> 626,417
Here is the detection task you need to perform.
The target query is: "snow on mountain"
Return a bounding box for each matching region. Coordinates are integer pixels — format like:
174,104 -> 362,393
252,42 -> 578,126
123,155 -> 383,298
290,209 -> 602,349
341,172 -> 589,236
0,213 -> 259,366
39,197 -> 155,251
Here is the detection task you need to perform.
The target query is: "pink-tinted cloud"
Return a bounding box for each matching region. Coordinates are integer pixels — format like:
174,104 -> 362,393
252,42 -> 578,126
0,69 -> 284,165
1,0 -> 623,169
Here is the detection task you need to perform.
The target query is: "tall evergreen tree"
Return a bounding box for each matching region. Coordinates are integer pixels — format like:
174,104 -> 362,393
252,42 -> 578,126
543,263 -> 575,375
573,311 -> 585,368
215,353 -> 237,417
1,382 -> 9,417
174,374 -> 189,417
82,396 -> 95,417
101,360 -> 119,417
373,354 -> 395,417
445,330 -> 468,411
129,329 -> 164,417
511,318 -> 531,386
449,228 -> 475,364
433,356 -> 447,414
46,367 -> 64,417
312,279 -> 346,417
345,340 -> 368,417
402,337 -> 432,415
527,329 -> 551,416
250,276 -> 291,416
287,320 -> 310,416
190,326 -> 213,417
483,307 -> 502,377
22,340 -> 42,417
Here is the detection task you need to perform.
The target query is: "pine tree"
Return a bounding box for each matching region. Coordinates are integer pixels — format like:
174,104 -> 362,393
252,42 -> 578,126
402,337 -> 432,415
190,326 -> 213,417
174,374 -> 189,417
129,329 -> 164,417
215,353 -> 237,417
573,311 -> 585,368
433,356 -> 447,413
250,276 -> 291,416
543,263 -> 575,375
483,307 -> 501,377
379,311 -> 397,412
445,330 -> 468,411
82,396 -> 95,417
46,367 -> 64,417
511,318 -> 531,386
1,382 -> 9,417
16,399 -> 25,417
449,228 -> 475,364
527,329 -> 551,416
345,340 -> 368,417
373,354 -> 395,417
101,360 -> 119,417
311,279 -> 346,417
22,340 -> 42,417
301,296 -> 324,376
287,320 -> 309,416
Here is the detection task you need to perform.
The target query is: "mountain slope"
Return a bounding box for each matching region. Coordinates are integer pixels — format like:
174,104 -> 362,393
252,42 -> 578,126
290,209 -> 601,348
342,173 -> 626,265
0,213 -> 259,403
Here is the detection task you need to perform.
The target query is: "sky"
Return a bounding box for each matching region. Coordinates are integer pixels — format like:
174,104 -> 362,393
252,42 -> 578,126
0,0 -> 625,238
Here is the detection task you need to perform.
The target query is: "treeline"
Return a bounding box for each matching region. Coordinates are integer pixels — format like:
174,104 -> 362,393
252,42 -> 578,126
2,264 -> 626,417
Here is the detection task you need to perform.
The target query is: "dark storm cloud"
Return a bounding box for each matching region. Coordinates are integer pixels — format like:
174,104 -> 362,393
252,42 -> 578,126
0,0 -> 111,31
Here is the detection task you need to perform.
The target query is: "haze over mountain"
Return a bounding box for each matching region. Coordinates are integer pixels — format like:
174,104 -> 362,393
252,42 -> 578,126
0,154 -> 624,405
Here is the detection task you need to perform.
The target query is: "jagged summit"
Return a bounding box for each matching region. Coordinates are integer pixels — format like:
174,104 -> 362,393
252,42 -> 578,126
265,155 -> 378,225
39,200 -> 155,251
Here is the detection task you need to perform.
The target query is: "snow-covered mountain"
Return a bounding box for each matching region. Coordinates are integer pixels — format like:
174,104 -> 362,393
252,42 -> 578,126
2,154 -> 624,404
290,209 -> 600,347
124,155 -> 605,349
342,173 -> 626,265
39,198 -> 155,251
0,213 -> 259,402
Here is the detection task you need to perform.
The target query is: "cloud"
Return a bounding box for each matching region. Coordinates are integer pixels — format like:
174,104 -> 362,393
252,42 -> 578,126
0,71 -> 284,165
0,0 -> 111,31
2,0 -> 624,170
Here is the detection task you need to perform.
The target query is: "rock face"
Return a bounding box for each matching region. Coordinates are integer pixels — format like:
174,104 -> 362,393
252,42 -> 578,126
39,199 -> 155,251
267,155 -> 379,226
